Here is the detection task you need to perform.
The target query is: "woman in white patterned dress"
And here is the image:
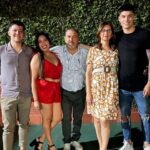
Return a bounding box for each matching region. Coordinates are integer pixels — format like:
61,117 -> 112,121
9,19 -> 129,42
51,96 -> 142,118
86,22 -> 119,150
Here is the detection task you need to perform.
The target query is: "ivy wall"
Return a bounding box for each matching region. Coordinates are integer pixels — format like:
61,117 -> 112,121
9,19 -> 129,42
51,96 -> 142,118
0,0 -> 149,46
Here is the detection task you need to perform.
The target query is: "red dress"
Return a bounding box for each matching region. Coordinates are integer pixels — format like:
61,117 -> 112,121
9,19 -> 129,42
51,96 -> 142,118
36,56 -> 62,104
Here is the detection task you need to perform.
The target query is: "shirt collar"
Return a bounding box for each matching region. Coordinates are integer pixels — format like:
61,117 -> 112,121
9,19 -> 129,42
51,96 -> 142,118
7,42 -> 26,54
64,45 -> 80,55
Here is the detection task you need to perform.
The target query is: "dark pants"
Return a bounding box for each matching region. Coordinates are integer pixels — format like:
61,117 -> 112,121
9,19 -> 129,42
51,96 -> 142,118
61,88 -> 86,143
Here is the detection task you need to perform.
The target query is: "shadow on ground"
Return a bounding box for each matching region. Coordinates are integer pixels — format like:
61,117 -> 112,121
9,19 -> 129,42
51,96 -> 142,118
0,127 -> 144,150
58,128 -> 144,150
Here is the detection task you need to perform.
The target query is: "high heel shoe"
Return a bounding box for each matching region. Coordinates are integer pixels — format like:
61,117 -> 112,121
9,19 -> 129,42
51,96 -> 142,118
48,144 -> 56,150
30,137 -> 43,150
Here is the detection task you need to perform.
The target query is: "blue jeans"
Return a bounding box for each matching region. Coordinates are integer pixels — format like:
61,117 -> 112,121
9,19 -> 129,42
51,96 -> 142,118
119,89 -> 150,142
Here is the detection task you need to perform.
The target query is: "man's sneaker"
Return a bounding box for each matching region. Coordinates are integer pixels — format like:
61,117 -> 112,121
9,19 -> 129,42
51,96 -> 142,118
63,143 -> 71,150
71,141 -> 83,150
119,140 -> 134,150
144,146 -> 150,150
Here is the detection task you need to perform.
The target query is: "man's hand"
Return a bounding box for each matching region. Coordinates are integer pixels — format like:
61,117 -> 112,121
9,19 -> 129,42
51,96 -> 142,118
143,82 -> 150,97
33,100 -> 40,109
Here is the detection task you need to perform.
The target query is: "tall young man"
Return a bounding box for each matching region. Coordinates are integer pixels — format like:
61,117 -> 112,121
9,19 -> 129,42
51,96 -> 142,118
116,4 -> 150,150
0,20 -> 33,150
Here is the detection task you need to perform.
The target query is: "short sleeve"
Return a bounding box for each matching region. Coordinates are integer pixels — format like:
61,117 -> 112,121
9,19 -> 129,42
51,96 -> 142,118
86,47 -> 95,65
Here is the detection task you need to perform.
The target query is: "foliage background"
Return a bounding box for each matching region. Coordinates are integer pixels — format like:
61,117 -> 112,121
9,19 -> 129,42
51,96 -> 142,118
0,0 -> 149,46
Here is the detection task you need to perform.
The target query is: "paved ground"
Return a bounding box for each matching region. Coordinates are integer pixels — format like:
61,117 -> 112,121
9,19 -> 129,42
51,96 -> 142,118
0,122 -> 144,150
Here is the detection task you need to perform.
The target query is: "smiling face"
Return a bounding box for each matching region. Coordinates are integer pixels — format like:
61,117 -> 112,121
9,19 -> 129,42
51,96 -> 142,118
99,25 -> 113,42
64,29 -> 79,50
38,35 -> 51,52
118,10 -> 135,31
8,24 -> 24,43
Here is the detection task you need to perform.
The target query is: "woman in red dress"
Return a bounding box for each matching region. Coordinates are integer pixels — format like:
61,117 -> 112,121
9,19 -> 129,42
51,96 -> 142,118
30,32 -> 62,150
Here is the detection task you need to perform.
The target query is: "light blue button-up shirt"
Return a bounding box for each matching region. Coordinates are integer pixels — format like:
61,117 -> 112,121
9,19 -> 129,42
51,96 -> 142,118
51,45 -> 88,92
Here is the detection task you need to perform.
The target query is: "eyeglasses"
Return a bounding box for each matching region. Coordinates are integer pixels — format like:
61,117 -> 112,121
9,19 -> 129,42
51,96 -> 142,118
101,29 -> 112,33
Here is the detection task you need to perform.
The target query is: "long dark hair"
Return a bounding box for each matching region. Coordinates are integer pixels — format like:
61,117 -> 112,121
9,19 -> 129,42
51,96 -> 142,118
96,21 -> 116,50
35,32 -> 52,60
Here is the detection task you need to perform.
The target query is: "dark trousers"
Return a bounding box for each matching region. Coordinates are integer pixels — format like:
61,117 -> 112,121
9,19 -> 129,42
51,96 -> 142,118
61,88 -> 86,143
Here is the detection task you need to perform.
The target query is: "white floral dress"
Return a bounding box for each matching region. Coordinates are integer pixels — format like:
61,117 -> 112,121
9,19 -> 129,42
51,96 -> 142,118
87,47 -> 119,120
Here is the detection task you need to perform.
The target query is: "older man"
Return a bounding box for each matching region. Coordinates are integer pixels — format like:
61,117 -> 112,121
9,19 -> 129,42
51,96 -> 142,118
52,28 -> 88,150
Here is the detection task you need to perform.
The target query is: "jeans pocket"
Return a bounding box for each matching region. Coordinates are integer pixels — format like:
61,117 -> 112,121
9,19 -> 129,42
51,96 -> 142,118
1,97 -> 16,111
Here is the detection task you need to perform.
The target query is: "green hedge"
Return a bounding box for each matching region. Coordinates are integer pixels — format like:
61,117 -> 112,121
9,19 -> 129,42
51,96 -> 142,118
0,0 -> 149,46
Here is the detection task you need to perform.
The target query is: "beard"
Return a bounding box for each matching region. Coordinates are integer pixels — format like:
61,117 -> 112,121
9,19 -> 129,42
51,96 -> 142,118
66,42 -> 78,49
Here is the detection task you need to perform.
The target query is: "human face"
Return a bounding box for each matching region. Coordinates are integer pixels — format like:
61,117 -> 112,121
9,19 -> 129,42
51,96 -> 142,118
8,24 -> 24,43
118,11 -> 135,30
38,35 -> 51,52
99,25 -> 112,42
64,30 -> 79,50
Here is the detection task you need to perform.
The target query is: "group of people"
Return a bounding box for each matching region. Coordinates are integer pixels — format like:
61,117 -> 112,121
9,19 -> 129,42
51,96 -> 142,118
0,3 -> 150,150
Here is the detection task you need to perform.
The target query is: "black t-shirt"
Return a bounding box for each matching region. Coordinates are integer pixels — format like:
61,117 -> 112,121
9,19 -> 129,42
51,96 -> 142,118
116,27 -> 150,91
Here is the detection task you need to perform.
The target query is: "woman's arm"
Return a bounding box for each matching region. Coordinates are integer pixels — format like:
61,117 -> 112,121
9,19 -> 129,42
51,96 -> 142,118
86,63 -> 93,104
30,53 -> 40,108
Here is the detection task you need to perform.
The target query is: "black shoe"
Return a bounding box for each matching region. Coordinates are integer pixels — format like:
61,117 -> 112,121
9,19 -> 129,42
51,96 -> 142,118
30,137 -> 43,150
48,144 -> 55,150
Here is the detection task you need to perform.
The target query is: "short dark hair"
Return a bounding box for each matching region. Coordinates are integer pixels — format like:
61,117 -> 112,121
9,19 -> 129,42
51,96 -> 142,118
9,20 -> 25,31
65,27 -> 79,36
118,3 -> 135,14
